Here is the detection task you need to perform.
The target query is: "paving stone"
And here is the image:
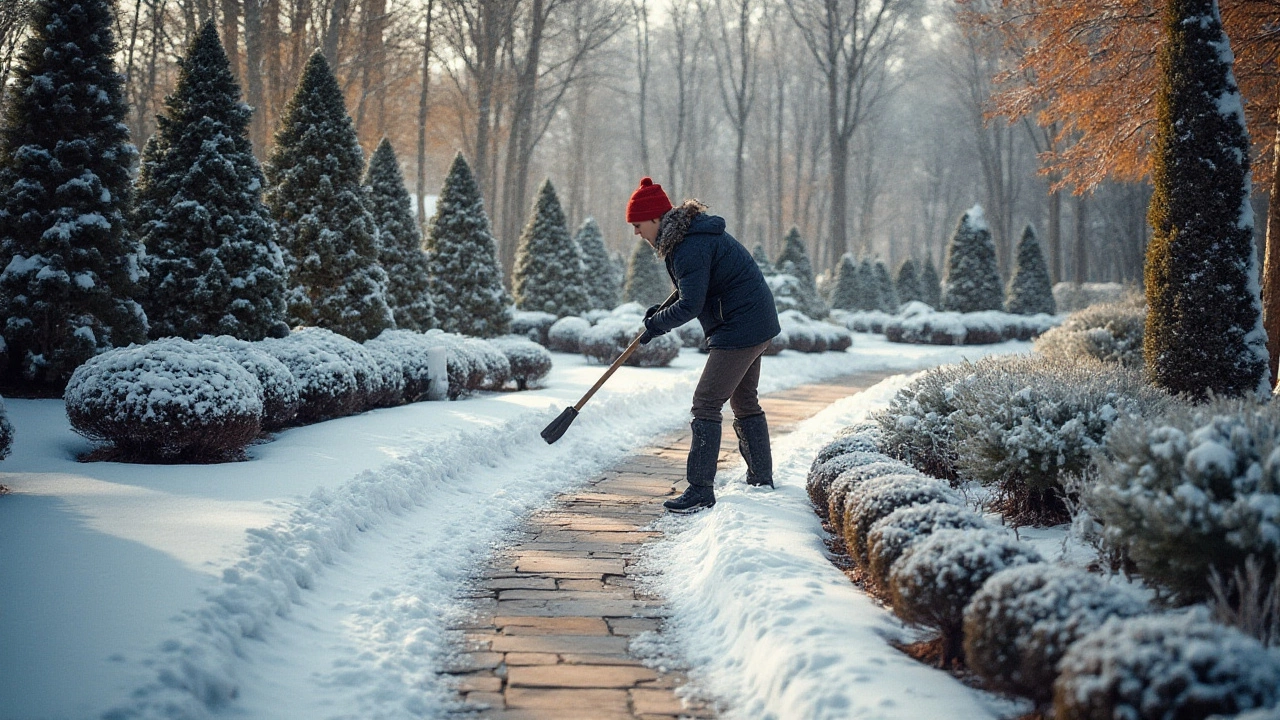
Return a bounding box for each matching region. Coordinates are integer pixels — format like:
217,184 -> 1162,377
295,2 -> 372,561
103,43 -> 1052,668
490,634 -> 630,655
456,672 -> 503,693
443,651 -> 503,673
560,653 -> 645,666
605,617 -> 661,636
482,577 -> 558,591
504,688 -> 631,716
630,688 -> 689,716
463,690 -> 505,708
495,616 -> 611,635
514,557 -> 627,575
498,589 -> 633,602
507,664 -> 658,689
504,652 -> 559,666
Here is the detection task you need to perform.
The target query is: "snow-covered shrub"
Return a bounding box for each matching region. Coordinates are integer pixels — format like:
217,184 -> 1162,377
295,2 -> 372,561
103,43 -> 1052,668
865,503 -> 987,591
511,310 -> 558,346
418,331 -> 477,399
582,308 -> 612,324
826,325 -> 853,351
290,327 -> 384,411
258,332 -> 361,421
951,355 -> 1169,526
458,337 -> 511,391
884,311 -> 968,345
826,461 -> 923,530
580,318 -> 680,367
196,336 -> 300,429
806,451 -> 890,519
1034,299 -> 1146,369
675,320 -> 705,349
1053,281 -> 1126,313
365,329 -> 437,401
1087,398 -> 1280,600
0,395 -> 13,460
1053,610 -> 1280,720
491,336 -> 552,390
612,302 -> 646,318
833,309 -> 895,334
363,345 -> 406,407
781,316 -> 816,353
964,564 -> 1149,704
841,474 -> 960,563
815,422 -> 884,464
65,338 -> 264,462
762,331 -> 788,355
875,363 -> 972,481
547,316 -> 591,353
890,528 -> 1042,663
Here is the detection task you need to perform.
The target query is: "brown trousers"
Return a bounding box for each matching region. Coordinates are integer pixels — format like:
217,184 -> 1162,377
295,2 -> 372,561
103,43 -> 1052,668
690,340 -> 771,423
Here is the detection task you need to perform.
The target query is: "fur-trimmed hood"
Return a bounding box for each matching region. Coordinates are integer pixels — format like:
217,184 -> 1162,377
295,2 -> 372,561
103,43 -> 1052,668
655,199 -> 711,258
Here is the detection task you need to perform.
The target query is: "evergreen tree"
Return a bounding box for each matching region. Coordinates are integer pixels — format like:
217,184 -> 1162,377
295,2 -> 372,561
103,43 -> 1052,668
136,21 -> 286,341
752,243 -> 776,275
1145,0 -> 1268,398
920,256 -> 943,308
513,179 -> 591,317
851,258 -> 882,311
941,205 -> 1004,313
1005,224 -> 1056,315
624,239 -> 671,306
896,259 -> 922,305
829,254 -> 859,310
265,52 -> 393,342
365,137 -> 434,331
423,152 -> 511,337
874,260 -> 900,313
576,217 -> 620,310
775,227 -> 827,318
0,0 -> 146,394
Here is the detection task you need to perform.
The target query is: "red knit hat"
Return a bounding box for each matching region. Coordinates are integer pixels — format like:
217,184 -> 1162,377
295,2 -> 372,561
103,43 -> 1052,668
626,177 -> 673,223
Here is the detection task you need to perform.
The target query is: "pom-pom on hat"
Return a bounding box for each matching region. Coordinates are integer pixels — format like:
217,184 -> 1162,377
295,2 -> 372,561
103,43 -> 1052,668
626,177 -> 673,224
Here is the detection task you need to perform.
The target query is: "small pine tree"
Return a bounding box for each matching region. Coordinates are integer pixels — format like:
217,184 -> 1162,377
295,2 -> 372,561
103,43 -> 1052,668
1144,0 -> 1268,398
851,258 -> 882,311
624,239 -> 671,306
941,205 -> 1004,313
136,21 -> 286,341
0,0 -> 147,394
752,243 -> 776,275
1005,224 -> 1056,315
423,153 -> 511,337
920,256 -> 943,309
775,228 -> 827,318
576,218 -> 620,310
265,52 -> 393,342
896,259 -> 922,306
513,179 -> 591,317
829,254 -> 859,310
365,138 -> 434,331
874,260 -> 900,313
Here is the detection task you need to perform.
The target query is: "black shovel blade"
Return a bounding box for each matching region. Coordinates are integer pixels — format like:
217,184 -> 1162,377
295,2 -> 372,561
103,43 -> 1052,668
541,406 -> 579,444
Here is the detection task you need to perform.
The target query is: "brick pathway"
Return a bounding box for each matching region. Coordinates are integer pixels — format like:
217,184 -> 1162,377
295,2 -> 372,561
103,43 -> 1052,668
446,370 -> 897,719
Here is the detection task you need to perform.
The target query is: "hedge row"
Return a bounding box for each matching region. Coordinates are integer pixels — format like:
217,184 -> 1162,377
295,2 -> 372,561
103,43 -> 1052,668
834,301 -> 1059,345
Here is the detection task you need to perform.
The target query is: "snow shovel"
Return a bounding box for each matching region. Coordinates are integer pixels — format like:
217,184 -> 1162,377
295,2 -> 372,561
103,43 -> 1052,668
541,290 -> 680,444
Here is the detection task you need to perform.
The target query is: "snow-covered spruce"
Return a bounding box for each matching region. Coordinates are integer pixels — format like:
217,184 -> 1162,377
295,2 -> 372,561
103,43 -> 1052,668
364,329 -> 438,401
1053,609 -> 1280,720
546,316 -> 591,353
580,318 -> 680,367
919,256 -> 943,309
489,336 -> 552,390
941,205 -> 1004,313
511,310 -> 558,346
806,451 -> 891,520
774,228 -> 827,319
0,395 -> 13,460
575,218 -> 620,310
825,461 -> 923,531
854,259 -> 883,312
827,254 -> 860,311
896,259 -> 923,306
752,243 -> 775,275
874,260 -> 900,314
623,238 -> 671,307
513,180 -> 591,317
264,52 -> 393,343
841,474 -> 960,564
875,362 -> 973,481
1088,397 -> 1280,600
257,332 -> 361,422
889,528 -> 1042,664
362,344 -> 407,408
65,338 -> 263,462
365,138 -> 435,332
963,564 -> 1148,704
1034,298 -> 1146,368
196,335 -> 300,429
1005,225 -> 1055,316
865,503 -> 987,592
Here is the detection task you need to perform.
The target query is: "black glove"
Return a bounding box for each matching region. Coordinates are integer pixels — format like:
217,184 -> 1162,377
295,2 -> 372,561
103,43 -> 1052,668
639,328 -> 655,345
644,304 -> 660,320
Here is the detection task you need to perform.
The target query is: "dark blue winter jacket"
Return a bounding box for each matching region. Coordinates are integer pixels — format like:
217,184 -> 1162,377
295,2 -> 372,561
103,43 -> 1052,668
644,207 -> 780,350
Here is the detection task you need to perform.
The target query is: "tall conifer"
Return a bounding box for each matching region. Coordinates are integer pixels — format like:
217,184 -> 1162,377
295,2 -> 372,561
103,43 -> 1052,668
513,180 -> 591,317
920,256 -> 943,309
1145,0 -> 1268,397
896,259 -> 922,305
1005,224 -> 1056,315
136,21 -> 286,341
265,52 -> 393,342
852,258 -> 882,311
576,217 -> 620,310
624,239 -> 671,306
365,138 -> 434,331
0,0 -> 146,393
752,243 -> 775,275
775,228 -> 827,318
941,205 -> 1004,313
829,254 -> 859,310
874,260 -> 900,313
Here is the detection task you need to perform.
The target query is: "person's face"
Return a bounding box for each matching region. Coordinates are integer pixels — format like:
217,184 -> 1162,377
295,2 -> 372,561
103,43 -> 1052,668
632,218 -> 661,247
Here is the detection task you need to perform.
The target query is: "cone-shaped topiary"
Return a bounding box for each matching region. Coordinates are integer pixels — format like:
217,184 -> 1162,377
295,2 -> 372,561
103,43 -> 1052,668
0,0 -> 147,395
1005,224 -> 1055,316
624,238 -> 671,306
828,254 -> 859,310
752,243 -> 775,275
852,258 -> 882,312
265,52 -> 393,342
896,259 -> 922,306
941,205 -> 1004,313
364,137 -> 434,331
1144,0 -> 1268,398
423,153 -> 511,337
775,227 -> 827,318
576,217 -> 619,310
136,21 -> 286,341
513,179 -> 591,317
874,260 -> 899,313
920,256 -> 942,308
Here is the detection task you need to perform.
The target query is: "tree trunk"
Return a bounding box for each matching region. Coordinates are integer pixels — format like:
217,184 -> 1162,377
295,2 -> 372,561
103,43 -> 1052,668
221,0 -> 240,78
416,0 -> 434,233
632,0 -> 651,175
243,0 -> 267,153
1048,181 -> 1062,284
828,130 -> 849,263
1074,193 -> 1089,285
321,0 -> 350,67
1262,97 -> 1280,386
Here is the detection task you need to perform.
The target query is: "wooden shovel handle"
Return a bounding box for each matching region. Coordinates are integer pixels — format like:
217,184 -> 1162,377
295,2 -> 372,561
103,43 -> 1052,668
572,290 -> 680,412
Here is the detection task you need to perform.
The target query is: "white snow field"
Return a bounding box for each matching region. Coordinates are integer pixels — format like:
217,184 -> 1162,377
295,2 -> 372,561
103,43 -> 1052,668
0,336 -> 1027,720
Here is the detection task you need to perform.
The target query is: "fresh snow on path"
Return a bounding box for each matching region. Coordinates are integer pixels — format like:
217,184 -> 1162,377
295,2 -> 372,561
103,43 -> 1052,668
0,336 -> 1027,720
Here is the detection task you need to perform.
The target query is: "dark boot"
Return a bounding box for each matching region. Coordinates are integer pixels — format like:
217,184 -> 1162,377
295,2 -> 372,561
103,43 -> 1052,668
664,419 -> 719,513
734,413 -> 773,487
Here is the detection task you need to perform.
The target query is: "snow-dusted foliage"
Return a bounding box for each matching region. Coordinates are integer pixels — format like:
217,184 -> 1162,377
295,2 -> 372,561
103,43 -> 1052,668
365,138 -> 434,332
1053,610 -> 1280,720
576,218 -> 620,310
1053,282 -> 1126,312
0,0 -> 147,394
875,362 -> 973,481
1035,298 -> 1146,369
258,332 -> 361,422
774,228 -> 827,319
841,474 -> 960,563
767,273 -> 806,316
546,315 -> 591,353
951,355 -> 1169,526
884,307 -> 1058,346
920,257 -> 943,309
884,311 -> 967,345
65,338 -> 263,462
815,421 -> 884,464
623,239 -> 671,307
941,206 -> 1004,313
288,327 -> 384,411
513,180 -> 591,317
833,309 -> 895,334
806,451 -> 890,519
195,335 -> 300,429
362,344 -> 406,408
422,153 -> 511,338
828,254 -> 859,311
364,329 -> 439,402
873,260 -> 899,314
963,564 -> 1149,703
890,528 -> 1042,662
490,336 -> 552,390
1005,225 -> 1056,316
866,503 -> 987,591
510,310 -> 558,345
896,259 -> 923,306
580,317 -> 680,367
264,52 -> 393,342
1088,397 -> 1280,600
752,243 -> 775,275
457,337 -> 511,391
826,461 -> 923,528
0,395 -> 13,460
1145,0 -> 1268,400
675,320 -> 705,349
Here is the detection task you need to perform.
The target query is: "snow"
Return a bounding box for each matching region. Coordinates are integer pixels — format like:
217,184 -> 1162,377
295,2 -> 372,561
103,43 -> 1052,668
0,336 -> 1028,719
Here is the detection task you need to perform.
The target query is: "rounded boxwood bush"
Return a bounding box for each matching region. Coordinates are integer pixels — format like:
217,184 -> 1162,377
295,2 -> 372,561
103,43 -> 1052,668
806,450 -> 887,518
65,338 -> 264,462
842,475 -> 960,564
866,503 -> 987,591
365,329 -> 437,402
547,316 -> 591,353
459,337 -> 512,390
825,461 -> 922,531
511,310 -> 558,346
762,331 -> 788,356
291,328 -> 383,411
363,345 -> 406,407
783,322 -> 816,353
196,335 -> 301,430
0,395 -> 13,460
581,318 -> 680,367
815,422 -> 884,465
490,336 -> 553,390
1053,610 -> 1280,720
418,331 -> 479,399
875,363 -> 972,481
890,528 -> 1042,664
258,333 -> 361,422
964,564 -> 1148,704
